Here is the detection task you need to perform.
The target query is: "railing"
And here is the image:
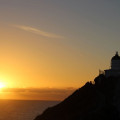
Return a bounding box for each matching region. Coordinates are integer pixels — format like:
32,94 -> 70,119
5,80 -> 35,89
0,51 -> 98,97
99,69 -> 105,75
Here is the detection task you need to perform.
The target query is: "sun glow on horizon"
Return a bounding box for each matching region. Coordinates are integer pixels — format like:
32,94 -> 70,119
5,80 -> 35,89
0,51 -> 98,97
0,82 -> 6,89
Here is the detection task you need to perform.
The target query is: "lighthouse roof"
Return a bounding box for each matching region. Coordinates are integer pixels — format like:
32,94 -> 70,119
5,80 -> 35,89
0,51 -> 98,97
111,52 -> 120,60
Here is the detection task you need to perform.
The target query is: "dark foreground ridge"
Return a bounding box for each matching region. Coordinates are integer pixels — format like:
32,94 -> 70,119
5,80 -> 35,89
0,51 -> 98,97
34,75 -> 120,120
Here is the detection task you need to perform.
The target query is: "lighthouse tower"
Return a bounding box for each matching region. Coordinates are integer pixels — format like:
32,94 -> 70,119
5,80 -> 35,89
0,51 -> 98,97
105,52 -> 120,77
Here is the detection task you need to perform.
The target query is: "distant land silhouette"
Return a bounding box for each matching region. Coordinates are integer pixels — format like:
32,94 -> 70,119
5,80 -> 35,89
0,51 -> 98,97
34,52 -> 120,120
34,75 -> 120,120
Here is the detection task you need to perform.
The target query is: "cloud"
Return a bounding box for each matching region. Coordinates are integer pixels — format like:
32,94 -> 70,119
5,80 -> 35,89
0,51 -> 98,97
14,25 -> 64,39
1,87 -> 75,100
2,87 -> 75,94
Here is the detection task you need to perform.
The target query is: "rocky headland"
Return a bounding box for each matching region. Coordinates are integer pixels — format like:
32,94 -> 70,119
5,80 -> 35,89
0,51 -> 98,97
34,74 -> 120,120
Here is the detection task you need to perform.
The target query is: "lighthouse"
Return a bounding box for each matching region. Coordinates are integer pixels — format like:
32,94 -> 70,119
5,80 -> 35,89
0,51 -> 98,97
105,52 -> 120,77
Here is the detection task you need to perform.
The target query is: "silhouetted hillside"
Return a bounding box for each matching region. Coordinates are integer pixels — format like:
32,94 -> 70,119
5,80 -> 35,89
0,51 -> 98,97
34,75 -> 120,120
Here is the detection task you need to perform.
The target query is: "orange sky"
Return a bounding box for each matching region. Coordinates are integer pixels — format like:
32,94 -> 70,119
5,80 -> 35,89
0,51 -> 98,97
0,24 -> 99,88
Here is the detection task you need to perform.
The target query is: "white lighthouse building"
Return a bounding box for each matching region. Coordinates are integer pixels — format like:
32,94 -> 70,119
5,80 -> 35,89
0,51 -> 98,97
105,52 -> 120,77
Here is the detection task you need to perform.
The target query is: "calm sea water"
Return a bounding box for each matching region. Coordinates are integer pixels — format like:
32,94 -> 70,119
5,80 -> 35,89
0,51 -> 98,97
0,100 -> 59,120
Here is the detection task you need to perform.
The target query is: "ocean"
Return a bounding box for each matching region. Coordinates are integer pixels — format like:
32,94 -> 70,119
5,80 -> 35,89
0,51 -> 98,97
0,100 -> 59,120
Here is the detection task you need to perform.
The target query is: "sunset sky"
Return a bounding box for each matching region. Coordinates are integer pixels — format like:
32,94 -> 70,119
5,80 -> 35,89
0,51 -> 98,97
0,0 -> 120,100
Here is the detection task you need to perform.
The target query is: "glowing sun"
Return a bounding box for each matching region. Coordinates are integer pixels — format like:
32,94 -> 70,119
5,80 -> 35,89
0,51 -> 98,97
0,82 -> 5,89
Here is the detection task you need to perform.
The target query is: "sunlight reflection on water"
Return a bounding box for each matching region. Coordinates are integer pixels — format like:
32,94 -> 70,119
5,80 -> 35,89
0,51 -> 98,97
0,100 -> 59,120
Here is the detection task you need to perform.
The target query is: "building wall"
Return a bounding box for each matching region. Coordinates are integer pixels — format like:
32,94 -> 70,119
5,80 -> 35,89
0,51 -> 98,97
111,60 -> 120,70
105,69 -> 120,77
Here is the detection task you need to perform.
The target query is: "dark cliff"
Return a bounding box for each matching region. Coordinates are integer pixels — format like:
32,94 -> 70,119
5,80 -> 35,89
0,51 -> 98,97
34,75 -> 120,120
